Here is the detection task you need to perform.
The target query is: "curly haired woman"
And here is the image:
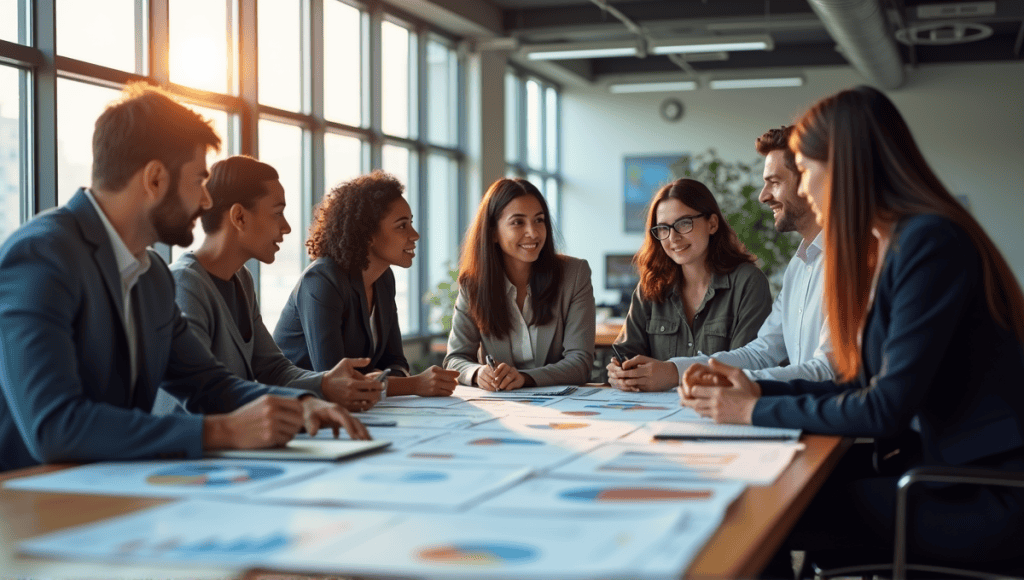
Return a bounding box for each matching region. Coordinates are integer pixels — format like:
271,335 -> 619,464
274,171 -> 458,399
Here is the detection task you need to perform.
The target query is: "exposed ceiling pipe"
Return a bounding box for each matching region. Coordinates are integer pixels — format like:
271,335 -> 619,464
804,0 -> 905,88
588,0 -> 697,76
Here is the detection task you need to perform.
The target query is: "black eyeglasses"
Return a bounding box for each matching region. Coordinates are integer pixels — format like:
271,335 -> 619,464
650,214 -> 707,240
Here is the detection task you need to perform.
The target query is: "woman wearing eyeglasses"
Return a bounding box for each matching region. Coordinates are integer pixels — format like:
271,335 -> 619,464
607,178 -> 771,391
443,178 -> 595,391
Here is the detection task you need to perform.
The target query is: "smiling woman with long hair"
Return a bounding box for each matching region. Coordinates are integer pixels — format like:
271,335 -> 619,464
607,178 -> 772,391
681,86 -> 1024,568
443,178 -> 595,390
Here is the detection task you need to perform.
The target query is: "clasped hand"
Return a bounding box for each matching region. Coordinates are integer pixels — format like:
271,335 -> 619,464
321,357 -> 383,412
606,354 -> 678,392
477,361 -> 527,392
678,358 -> 761,424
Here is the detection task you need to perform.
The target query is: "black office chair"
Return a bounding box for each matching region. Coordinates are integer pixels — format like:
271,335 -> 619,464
811,465 -> 1024,580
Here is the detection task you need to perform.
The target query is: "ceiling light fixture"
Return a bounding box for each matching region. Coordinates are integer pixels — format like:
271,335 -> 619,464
524,41 -> 638,61
709,76 -> 804,90
651,35 -> 774,55
608,81 -> 698,93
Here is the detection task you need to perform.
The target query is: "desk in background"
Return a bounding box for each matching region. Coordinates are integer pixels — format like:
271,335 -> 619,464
0,435 -> 850,580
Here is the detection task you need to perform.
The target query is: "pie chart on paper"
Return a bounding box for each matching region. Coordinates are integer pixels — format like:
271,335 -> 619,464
417,542 -> 540,566
146,464 -> 285,487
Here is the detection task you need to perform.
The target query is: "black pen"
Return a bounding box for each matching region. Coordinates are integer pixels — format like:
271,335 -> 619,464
653,434 -> 797,442
484,355 -> 502,391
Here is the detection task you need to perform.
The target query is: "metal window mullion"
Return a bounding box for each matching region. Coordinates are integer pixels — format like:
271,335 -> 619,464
135,0 -> 147,75
368,5 -> 382,169
239,0 -> 259,282
32,0 -> 57,213
306,0 -> 324,269
416,24 -> 429,334
149,0 -> 169,85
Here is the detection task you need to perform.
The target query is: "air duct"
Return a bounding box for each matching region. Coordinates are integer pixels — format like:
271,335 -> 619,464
804,0 -> 905,89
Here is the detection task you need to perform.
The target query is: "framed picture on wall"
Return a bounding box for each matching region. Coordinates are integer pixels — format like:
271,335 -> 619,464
623,155 -> 687,233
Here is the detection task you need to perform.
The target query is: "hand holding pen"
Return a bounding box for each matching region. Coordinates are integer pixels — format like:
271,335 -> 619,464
478,354 -> 526,392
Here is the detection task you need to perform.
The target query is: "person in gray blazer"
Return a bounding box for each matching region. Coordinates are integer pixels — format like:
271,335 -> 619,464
157,156 -> 384,414
274,171 -> 459,397
444,178 -> 595,389
0,85 -> 367,472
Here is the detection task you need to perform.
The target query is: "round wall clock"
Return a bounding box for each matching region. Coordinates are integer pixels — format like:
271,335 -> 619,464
660,98 -> 684,122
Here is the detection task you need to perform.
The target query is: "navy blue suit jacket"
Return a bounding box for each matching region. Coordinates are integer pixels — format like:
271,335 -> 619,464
754,214 -> 1024,466
273,257 -> 409,375
0,189 -> 303,471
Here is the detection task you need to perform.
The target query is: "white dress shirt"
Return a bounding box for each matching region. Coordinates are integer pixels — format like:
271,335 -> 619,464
83,189 -> 151,391
505,277 -> 539,367
669,231 -> 833,382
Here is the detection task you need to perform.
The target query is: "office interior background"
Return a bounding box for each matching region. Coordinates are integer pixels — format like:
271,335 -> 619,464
1,0 -> 1022,367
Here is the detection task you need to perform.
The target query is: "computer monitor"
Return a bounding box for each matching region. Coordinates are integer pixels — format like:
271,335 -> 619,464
605,253 -> 639,312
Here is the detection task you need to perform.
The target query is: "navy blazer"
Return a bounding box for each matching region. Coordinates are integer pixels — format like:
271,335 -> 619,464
274,257 -> 409,375
754,215 -> 1024,466
0,189 -> 303,471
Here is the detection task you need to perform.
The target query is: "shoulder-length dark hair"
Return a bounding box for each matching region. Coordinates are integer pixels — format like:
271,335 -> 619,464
306,170 -> 405,275
791,85 -> 1024,381
457,178 -> 564,339
635,178 -> 756,302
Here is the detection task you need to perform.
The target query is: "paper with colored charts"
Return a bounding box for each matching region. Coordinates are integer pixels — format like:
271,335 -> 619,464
293,510 -> 719,580
351,410 -> 478,430
258,463 -> 531,510
465,414 -> 640,441
360,405 -> 496,423
447,396 -> 561,416
541,397 -> 684,422
19,499 -> 400,568
473,476 -> 746,518
364,430 -> 601,470
550,441 -> 802,484
572,388 -> 686,406
298,426 -> 449,451
2,459 -> 329,498
373,394 -> 467,409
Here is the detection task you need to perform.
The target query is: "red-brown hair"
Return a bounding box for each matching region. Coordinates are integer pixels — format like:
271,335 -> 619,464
792,85 -> 1024,381
635,178 -> 756,302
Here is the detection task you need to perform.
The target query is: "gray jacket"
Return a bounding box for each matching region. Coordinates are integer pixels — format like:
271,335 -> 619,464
444,256 -> 596,386
154,254 -> 323,414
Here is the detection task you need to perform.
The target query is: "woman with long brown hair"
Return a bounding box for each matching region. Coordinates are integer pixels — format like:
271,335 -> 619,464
607,178 -> 772,391
443,178 -> 595,390
682,86 -> 1024,566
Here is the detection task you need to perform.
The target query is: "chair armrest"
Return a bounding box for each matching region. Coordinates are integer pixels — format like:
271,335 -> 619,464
894,465 -> 1024,580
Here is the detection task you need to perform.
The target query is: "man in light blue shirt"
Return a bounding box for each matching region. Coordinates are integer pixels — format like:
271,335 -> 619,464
609,126 -> 832,390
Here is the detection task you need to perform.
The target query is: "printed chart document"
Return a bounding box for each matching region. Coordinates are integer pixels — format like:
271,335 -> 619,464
3,459 -> 328,498
20,503 -> 718,580
542,398 -> 682,423
258,463 -> 531,511
370,430 -> 601,470
294,510 -> 716,580
571,389 -> 684,405
648,421 -> 802,442
310,426 -> 449,451
206,438 -> 391,461
551,441 -> 802,485
467,415 -> 640,441
19,499 -> 400,568
473,476 -> 746,518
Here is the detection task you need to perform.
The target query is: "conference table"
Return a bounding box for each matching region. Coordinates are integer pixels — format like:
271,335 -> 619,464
0,432 -> 850,579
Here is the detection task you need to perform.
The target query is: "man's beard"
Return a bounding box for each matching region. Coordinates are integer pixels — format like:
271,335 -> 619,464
152,172 -> 202,247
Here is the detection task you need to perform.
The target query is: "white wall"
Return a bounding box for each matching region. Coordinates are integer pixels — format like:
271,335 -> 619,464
558,62 -> 1024,304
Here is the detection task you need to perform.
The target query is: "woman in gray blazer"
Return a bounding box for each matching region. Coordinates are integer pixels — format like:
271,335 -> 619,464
274,171 -> 458,397
444,178 -> 595,389
161,156 -> 382,413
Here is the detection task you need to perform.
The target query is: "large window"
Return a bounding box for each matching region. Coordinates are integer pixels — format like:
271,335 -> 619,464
0,65 -> 24,246
506,69 -> 562,230
1,0 -> 466,341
